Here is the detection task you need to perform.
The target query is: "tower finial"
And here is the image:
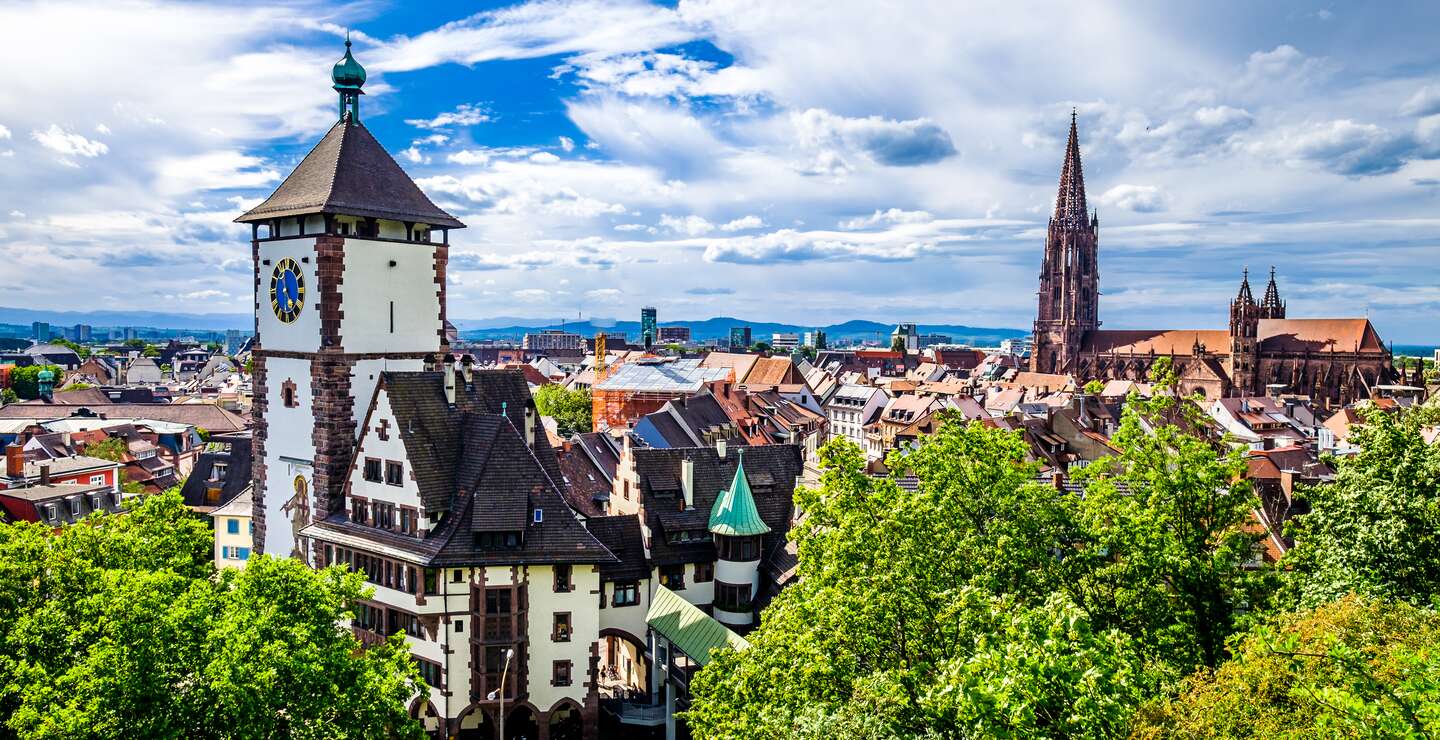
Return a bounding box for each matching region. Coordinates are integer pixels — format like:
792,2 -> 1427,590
332,32 -> 367,122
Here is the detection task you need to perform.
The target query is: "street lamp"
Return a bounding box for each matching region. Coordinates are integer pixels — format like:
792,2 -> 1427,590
486,648 -> 515,740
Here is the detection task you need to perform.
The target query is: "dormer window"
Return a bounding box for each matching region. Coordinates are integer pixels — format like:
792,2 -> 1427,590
474,531 -> 522,550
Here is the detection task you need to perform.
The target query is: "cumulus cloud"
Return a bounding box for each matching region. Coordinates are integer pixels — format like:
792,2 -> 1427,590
684,286 -> 735,295
839,208 -> 934,230
406,103 -> 491,130
703,228 -> 935,264
1097,184 -> 1167,213
659,213 -> 714,235
793,108 -> 957,168
0,124 -> 10,139
558,135 -> 575,151
512,288 -> 551,302
156,151 -> 279,195
1255,119 -> 1427,176
585,287 -> 623,301
719,215 -> 764,231
1401,85 -> 1440,118
31,124 -> 109,161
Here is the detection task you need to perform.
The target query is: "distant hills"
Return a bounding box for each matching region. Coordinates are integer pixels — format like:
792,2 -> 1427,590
0,306 -> 1027,346
459,316 -> 1029,346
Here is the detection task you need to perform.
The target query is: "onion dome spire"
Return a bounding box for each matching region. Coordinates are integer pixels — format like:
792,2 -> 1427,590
332,31 -> 367,121
1054,109 -> 1089,228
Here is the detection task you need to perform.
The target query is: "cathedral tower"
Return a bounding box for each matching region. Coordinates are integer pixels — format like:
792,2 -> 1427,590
1228,269 -> 1261,396
236,41 -> 464,559
1259,266 -> 1286,320
1031,112 -> 1100,373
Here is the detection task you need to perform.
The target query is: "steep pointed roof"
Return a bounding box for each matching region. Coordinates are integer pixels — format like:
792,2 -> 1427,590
1261,266 -> 1283,311
1054,111 -> 1089,226
708,451 -> 772,537
236,117 -> 463,228
1236,268 -> 1255,304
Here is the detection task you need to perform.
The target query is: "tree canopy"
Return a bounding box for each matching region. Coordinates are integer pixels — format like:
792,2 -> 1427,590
1284,406 -> 1440,608
8,365 -> 63,400
534,383 -> 593,436
0,490 -> 426,739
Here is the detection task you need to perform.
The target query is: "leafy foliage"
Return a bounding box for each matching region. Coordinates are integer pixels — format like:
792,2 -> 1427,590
685,424 -> 1160,738
8,365 -> 63,400
83,436 -> 129,463
0,490 -> 425,739
534,383 -> 592,436
1284,406 -> 1440,608
1132,595 -> 1440,738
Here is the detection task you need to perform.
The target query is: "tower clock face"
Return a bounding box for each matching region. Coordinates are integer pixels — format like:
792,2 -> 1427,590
269,258 -> 306,323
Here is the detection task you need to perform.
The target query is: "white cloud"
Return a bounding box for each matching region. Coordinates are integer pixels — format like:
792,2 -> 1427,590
558,135 -> 575,152
0,124 -> 10,139
7,210 -> 23,218
511,288 -> 551,303
719,215 -> 764,231
1401,85 -> 1440,118
1253,119 -> 1422,176
585,287 -> 623,301
179,289 -> 227,300
839,208 -> 934,230
405,103 -> 491,130
401,146 -> 430,164
156,151 -> 279,195
703,228 -> 936,264
94,123 -> 111,135
660,213 -> 714,236
792,108 -> 956,167
613,223 -> 650,232
1097,184 -> 1167,213
529,151 -> 561,163
447,149 -> 492,166
31,124 -> 109,159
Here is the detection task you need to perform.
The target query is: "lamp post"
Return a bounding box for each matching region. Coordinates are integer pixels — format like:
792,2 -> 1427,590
486,648 -> 515,740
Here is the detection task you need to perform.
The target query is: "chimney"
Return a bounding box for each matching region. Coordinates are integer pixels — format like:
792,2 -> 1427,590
680,458 -> 694,509
716,438 -> 727,459
39,464 -> 51,486
524,404 -> 536,448
443,355 -> 456,406
461,354 -> 474,386
1051,469 -> 1065,491
5,443 -> 22,479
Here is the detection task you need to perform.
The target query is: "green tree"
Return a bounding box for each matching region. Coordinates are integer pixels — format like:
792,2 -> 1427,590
533,384 -> 592,436
1067,358 -> 1269,672
751,341 -> 773,354
1131,595 -> 1440,739
1,388 -> 17,405
686,426 -> 1154,738
1084,378 -> 1106,395
0,491 -> 426,739
1284,406 -> 1440,608
84,436 -> 130,463
8,365 -> 63,400
123,339 -> 146,349
141,345 -> 159,358
58,382 -> 93,392
51,338 -> 90,359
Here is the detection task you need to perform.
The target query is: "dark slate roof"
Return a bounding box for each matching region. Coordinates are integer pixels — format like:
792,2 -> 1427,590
573,432 -> 621,481
555,443 -> 609,517
314,369 -> 613,567
585,515 -> 650,582
179,432 -> 253,510
633,445 -> 802,567
381,369 -> 565,514
236,118 -> 463,228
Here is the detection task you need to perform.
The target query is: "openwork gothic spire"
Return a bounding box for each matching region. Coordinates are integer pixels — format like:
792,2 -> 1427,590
1054,109 -> 1089,227
1236,267 -> 1255,305
1260,265 -> 1286,318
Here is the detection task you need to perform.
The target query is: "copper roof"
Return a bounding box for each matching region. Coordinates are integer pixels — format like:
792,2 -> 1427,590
236,118 -> 463,228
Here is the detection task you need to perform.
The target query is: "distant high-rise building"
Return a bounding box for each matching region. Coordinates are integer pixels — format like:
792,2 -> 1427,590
770,333 -> 800,351
657,326 -> 691,344
803,330 -> 827,350
31,322 -> 49,342
522,330 -> 584,351
73,324 -> 92,342
224,329 -> 249,356
123,327 -> 138,341
917,333 -> 950,349
728,326 -> 752,350
640,306 -> 658,349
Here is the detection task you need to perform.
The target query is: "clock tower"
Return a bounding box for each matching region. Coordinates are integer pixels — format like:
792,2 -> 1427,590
236,39 -> 464,560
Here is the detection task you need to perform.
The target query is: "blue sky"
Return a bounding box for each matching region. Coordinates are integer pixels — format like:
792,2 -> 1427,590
1,1 -> 1439,342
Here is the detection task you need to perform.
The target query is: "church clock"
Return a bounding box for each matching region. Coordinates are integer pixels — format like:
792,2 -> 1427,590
269,257 -> 306,323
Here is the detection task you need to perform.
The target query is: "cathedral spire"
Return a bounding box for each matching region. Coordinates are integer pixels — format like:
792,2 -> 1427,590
1236,267 -> 1255,305
1054,109 -> 1089,227
1260,265 -> 1286,319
